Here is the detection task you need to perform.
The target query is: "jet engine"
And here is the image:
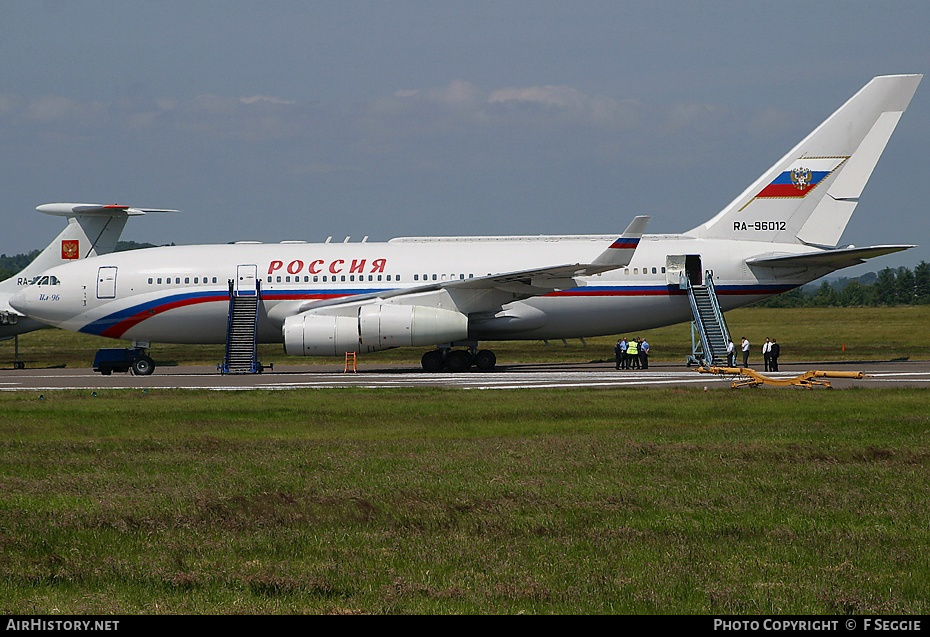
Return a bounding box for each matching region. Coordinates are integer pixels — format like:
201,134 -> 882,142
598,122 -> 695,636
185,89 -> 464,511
282,304 -> 468,356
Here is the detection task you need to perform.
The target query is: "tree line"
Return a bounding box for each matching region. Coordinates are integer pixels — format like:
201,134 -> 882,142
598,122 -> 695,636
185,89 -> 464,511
755,262 -> 930,307
0,241 -> 155,281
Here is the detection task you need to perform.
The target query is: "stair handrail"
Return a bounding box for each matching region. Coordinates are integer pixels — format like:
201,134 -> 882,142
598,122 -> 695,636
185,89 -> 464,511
685,272 -> 714,366
220,278 -> 263,374
703,270 -> 731,356
247,280 -> 262,373
686,270 -> 732,366
220,279 -> 237,373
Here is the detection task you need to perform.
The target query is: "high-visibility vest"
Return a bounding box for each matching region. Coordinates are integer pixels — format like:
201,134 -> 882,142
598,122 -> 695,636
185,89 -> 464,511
627,341 -> 638,355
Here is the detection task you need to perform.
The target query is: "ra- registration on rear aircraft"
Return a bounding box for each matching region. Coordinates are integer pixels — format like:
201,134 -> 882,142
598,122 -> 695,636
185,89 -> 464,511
10,74 -> 922,372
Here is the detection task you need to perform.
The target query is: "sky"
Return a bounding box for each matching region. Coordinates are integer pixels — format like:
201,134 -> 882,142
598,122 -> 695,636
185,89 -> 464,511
3,1 -> 930,277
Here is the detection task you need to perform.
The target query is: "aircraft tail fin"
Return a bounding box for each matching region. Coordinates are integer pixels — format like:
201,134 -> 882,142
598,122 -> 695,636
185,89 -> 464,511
689,74 -> 921,246
0,203 -> 178,295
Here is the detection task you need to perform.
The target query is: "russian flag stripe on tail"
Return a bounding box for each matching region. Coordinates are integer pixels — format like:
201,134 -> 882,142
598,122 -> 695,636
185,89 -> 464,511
609,238 -> 640,250
592,216 -> 649,267
752,157 -> 848,199
755,170 -> 830,198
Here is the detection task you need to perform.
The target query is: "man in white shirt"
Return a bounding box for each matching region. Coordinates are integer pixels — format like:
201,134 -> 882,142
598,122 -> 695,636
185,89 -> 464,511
762,337 -> 772,372
741,337 -> 750,368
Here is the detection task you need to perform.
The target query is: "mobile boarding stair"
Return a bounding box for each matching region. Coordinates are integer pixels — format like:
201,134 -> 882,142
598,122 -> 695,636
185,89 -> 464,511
685,270 -> 731,367
219,275 -> 264,374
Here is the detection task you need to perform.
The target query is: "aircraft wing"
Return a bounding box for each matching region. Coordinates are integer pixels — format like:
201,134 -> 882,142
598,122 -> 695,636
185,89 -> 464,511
269,216 -> 648,321
746,244 -> 915,270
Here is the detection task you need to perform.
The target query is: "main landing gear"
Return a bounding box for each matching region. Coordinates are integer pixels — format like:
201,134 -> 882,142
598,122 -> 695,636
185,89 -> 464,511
420,346 -> 497,373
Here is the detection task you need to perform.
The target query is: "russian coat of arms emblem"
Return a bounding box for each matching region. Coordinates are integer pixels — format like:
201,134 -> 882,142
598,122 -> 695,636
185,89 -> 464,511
790,167 -> 813,190
61,239 -> 80,260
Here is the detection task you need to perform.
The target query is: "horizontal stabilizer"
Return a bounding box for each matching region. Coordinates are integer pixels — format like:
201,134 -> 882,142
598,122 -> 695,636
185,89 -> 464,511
37,203 -> 180,217
746,245 -> 914,270
2,202 -> 171,317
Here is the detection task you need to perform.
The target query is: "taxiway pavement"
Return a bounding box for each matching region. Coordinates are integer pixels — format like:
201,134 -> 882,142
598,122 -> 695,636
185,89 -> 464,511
2,360 -> 929,391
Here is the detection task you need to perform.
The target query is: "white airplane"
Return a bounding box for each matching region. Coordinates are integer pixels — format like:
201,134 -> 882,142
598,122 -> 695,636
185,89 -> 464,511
9,74 -> 922,373
1,203 -> 177,344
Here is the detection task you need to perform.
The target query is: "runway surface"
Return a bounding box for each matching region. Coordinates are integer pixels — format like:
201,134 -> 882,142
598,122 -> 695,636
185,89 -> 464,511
2,360 -> 929,391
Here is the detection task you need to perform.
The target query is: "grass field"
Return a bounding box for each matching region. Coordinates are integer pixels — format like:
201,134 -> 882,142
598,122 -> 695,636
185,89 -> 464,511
1,388 -> 928,614
1,306 -> 929,614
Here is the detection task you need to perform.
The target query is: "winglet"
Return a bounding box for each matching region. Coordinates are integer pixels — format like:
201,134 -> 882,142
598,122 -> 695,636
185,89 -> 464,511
592,215 -> 649,266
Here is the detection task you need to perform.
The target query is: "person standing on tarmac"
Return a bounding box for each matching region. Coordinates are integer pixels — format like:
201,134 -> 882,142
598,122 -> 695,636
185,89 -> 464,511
741,336 -> 751,368
639,338 -> 650,369
762,337 -> 773,372
614,339 -> 623,370
627,337 -> 639,369
770,339 -> 780,371
726,338 -> 736,367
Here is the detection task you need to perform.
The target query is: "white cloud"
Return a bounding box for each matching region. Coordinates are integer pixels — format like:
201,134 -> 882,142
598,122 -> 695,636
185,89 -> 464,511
488,85 -> 584,109
239,95 -> 297,106
28,96 -> 80,122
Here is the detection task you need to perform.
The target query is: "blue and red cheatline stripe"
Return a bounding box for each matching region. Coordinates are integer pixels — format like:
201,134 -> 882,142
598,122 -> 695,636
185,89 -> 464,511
548,285 -> 670,297
546,283 -> 794,298
79,289 -> 364,339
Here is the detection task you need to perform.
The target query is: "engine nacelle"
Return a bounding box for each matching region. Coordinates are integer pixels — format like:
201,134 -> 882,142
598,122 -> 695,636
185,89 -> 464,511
282,305 -> 468,356
358,304 -> 468,349
282,314 -> 359,356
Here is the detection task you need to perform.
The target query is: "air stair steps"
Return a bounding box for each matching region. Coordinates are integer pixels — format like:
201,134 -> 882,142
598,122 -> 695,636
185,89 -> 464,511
220,279 -> 263,374
687,271 -> 731,366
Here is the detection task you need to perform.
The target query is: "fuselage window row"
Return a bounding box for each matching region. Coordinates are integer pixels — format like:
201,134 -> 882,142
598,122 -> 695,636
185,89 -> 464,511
143,268 -> 667,287
266,274 -> 401,284
148,277 -> 219,285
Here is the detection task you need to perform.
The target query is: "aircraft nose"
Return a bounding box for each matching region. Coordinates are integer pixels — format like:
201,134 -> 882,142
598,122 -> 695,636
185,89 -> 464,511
9,287 -> 50,322
8,288 -> 30,314
8,268 -> 83,328
8,282 -> 74,328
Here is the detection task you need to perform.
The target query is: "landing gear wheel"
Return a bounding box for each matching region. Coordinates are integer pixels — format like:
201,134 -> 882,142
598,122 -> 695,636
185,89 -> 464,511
131,356 -> 155,376
445,350 -> 472,373
474,349 -> 497,371
421,350 -> 444,373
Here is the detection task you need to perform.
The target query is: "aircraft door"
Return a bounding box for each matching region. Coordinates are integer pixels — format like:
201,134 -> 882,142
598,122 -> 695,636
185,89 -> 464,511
665,255 -> 703,288
236,264 -> 258,297
686,255 -> 703,286
96,266 -> 118,299
666,255 -> 686,288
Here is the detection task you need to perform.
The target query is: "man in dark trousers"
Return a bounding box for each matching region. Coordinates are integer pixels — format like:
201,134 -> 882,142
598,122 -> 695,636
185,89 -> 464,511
627,337 -> 639,369
770,339 -> 780,371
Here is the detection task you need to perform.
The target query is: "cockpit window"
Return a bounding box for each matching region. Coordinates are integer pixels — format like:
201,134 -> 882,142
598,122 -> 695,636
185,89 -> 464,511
36,275 -> 60,286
